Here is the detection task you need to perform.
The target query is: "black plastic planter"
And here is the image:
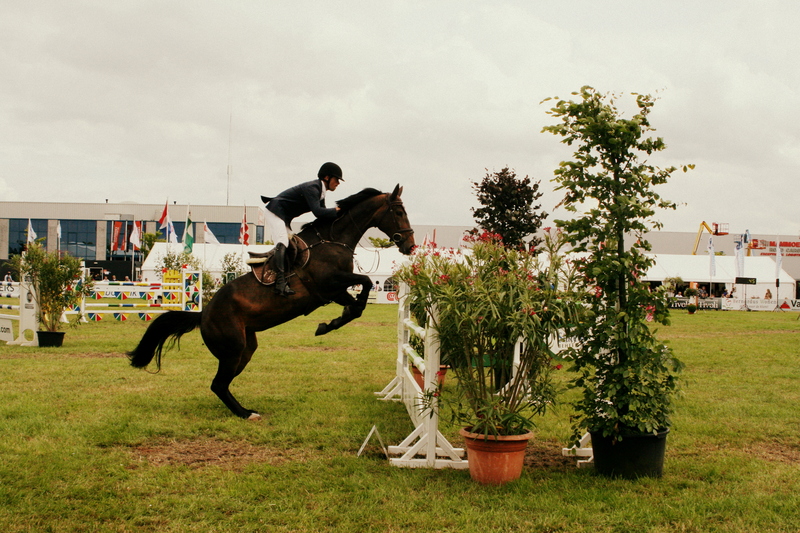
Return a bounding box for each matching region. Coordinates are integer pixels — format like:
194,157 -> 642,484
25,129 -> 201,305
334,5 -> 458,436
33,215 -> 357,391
36,331 -> 65,347
590,428 -> 669,479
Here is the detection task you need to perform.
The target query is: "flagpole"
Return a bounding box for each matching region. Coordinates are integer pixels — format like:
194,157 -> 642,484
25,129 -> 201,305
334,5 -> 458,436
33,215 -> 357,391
131,220 -> 136,282
774,235 -> 782,311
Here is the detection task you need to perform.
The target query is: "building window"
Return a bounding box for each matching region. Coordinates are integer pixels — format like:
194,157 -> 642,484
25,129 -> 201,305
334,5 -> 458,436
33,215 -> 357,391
205,222 -> 246,244
61,220 -> 97,260
8,219 -> 47,256
383,277 -> 397,292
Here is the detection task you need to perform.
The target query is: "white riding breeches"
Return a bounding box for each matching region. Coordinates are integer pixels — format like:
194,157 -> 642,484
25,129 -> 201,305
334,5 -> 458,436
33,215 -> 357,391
264,209 -> 291,247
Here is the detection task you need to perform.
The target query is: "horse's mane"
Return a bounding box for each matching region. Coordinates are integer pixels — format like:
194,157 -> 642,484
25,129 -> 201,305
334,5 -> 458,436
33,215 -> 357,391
336,187 -> 383,211
300,188 -> 384,231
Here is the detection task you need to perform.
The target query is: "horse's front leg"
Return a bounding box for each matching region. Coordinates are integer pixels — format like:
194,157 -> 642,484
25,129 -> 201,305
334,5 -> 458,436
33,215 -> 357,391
315,273 -> 372,336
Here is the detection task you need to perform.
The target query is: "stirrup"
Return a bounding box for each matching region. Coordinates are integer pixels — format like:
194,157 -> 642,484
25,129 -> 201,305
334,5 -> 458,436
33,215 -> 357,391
274,276 -> 295,296
275,284 -> 296,297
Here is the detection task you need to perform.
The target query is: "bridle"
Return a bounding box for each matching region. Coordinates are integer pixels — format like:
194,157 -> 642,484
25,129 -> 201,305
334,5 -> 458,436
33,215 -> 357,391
328,194 -> 414,250
381,198 -> 415,247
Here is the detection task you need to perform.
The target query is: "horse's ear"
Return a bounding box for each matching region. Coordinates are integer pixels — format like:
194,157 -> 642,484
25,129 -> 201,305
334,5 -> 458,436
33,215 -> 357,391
390,184 -> 403,200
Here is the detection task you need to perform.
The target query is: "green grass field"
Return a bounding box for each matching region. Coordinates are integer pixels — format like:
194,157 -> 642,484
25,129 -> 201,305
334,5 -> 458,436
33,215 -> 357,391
1,305 -> 799,532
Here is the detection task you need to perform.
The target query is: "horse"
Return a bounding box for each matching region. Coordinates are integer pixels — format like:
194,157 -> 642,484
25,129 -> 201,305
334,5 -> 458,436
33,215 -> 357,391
127,185 -> 415,420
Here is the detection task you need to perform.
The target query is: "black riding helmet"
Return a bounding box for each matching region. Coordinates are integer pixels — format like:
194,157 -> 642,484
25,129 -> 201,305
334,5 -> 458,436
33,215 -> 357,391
318,162 -> 343,181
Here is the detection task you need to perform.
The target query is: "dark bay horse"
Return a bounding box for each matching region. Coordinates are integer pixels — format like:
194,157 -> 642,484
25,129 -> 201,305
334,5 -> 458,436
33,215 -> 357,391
128,185 -> 415,420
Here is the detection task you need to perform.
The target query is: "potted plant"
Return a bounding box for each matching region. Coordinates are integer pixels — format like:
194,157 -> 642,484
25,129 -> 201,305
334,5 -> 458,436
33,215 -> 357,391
543,87 -> 690,478
686,303 -> 698,315
9,242 -> 92,346
395,231 -> 581,484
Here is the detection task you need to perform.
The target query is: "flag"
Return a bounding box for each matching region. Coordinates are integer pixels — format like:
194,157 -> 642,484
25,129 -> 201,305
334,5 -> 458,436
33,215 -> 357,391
27,219 -> 37,243
129,221 -> 142,250
707,236 -> 716,277
182,211 -> 194,253
158,199 -> 175,243
57,221 -> 62,241
239,207 -> 250,245
204,221 -> 220,245
775,242 -> 783,280
158,200 -> 170,229
111,221 -> 122,251
734,241 -> 744,278
168,221 -> 179,244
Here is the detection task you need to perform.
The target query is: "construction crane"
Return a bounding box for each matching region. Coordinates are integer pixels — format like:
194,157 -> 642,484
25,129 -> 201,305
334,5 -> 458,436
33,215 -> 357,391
692,222 -> 729,255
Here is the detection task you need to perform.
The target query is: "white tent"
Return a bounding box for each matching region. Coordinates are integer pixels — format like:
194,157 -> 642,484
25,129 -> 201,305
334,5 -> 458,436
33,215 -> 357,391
140,242 -> 272,283
644,253 -> 794,300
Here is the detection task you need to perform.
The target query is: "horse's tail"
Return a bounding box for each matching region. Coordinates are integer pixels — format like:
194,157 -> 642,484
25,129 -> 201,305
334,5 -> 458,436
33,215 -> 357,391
127,311 -> 202,371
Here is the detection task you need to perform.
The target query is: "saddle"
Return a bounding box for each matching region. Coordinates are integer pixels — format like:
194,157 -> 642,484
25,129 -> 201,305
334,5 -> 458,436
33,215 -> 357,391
247,236 -> 310,286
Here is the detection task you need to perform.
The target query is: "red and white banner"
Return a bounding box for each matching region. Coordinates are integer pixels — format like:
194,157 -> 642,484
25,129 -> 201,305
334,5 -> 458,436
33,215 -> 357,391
239,208 -> 250,246
111,221 -> 123,251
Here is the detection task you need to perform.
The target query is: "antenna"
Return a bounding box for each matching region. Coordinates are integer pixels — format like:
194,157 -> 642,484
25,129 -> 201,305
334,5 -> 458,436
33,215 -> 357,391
226,112 -> 232,206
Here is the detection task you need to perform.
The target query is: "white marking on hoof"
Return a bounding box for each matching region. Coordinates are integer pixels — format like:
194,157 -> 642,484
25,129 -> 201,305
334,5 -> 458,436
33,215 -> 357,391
247,412 -> 262,421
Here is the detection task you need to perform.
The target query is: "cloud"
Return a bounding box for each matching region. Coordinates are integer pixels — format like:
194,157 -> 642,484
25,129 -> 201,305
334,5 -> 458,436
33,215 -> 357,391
1,0 -> 798,235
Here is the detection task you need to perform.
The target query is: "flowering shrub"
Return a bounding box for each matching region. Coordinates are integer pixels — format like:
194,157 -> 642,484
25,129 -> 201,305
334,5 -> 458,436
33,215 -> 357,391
394,232 -> 582,436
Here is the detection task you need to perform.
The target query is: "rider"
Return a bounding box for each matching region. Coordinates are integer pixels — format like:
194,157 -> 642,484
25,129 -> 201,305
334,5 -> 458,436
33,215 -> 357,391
261,162 -> 343,296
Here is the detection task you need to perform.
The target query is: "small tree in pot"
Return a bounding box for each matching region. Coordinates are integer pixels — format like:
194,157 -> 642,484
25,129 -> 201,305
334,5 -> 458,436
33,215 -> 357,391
543,87 -> 691,478
9,242 -> 93,344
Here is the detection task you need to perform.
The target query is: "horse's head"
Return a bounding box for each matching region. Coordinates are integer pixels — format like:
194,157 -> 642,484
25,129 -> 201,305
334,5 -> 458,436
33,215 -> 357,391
377,184 -> 416,255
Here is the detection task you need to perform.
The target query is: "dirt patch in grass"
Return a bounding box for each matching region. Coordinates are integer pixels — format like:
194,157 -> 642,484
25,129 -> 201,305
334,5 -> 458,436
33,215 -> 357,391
525,439 -> 577,472
0,351 -> 127,359
667,329 -> 800,340
129,437 -> 310,470
745,440 -> 800,464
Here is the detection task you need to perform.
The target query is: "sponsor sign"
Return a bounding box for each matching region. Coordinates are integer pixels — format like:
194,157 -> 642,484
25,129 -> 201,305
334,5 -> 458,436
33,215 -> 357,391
720,298 -> 792,311
753,240 -> 800,257
669,298 -> 722,310
0,319 -> 14,342
778,299 -> 800,312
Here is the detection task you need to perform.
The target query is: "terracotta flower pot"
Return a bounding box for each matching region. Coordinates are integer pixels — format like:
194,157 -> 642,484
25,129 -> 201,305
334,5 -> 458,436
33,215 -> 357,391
459,428 -> 532,485
411,365 -> 447,389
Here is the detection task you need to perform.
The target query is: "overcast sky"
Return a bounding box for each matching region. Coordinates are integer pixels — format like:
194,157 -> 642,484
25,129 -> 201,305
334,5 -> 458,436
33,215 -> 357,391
2,1 -> 798,236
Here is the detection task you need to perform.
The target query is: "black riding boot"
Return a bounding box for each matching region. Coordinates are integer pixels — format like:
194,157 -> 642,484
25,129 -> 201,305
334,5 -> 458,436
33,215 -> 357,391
273,243 -> 295,297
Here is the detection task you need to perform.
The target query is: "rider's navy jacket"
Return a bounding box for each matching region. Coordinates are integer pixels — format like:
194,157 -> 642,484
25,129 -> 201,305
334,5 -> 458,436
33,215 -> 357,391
262,179 -> 338,225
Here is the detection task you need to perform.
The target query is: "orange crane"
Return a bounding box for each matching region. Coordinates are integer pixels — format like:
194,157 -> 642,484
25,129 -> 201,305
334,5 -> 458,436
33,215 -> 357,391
691,222 -> 729,255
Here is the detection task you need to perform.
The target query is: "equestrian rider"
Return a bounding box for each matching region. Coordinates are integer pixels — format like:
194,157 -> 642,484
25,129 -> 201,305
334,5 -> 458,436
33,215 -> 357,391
261,162 -> 343,296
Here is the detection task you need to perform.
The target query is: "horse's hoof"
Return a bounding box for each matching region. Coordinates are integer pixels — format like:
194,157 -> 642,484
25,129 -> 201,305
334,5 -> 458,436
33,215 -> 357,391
315,323 -> 327,336
247,412 -> 262,421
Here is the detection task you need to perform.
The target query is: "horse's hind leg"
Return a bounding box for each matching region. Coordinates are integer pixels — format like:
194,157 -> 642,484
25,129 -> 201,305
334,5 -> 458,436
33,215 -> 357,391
208,329 -> 261,420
